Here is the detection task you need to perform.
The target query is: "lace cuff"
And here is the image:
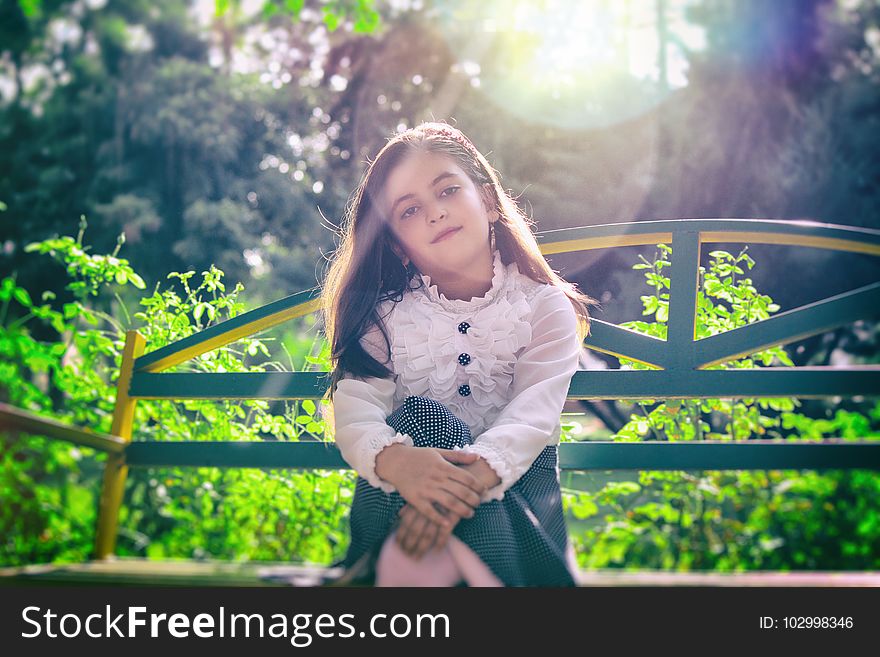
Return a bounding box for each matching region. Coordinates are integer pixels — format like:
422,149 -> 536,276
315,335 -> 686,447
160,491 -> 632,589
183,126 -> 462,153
458,442 -> 513,503
359,428 -> 413,493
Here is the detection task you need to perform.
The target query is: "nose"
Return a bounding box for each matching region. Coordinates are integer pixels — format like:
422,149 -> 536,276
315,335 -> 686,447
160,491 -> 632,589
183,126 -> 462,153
429,204 -> 447,223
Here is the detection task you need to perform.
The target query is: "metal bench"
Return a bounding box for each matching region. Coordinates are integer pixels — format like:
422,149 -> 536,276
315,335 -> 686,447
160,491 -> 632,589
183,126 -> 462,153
2,218 -> 879,586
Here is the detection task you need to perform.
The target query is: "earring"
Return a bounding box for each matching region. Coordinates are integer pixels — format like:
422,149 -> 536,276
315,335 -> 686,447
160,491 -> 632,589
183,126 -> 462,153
489,222 -> 496,250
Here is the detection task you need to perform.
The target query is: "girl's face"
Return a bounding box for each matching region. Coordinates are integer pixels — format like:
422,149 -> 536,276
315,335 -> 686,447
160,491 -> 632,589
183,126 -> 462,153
380,150 -> 497,280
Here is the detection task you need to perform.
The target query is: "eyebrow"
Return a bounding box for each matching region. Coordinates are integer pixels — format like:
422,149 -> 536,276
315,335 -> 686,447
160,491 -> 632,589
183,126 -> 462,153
389,171 -> 459,218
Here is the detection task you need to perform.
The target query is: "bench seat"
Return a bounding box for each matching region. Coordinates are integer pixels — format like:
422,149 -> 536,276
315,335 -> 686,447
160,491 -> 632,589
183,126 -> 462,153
2,559 -> 878,587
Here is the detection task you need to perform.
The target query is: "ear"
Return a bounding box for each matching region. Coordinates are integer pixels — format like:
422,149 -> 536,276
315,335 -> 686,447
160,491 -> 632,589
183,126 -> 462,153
481,183 -> 499,222
389,240 -> 409,265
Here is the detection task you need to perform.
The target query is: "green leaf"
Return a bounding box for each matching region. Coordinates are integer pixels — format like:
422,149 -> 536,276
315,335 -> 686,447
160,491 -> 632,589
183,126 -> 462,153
18,0 -> 42,19
323,7 -> 340,30
115,270 -> 128,285
0,278 -> 14,301
50,314 -> 67,333
146,543 -> 165,558
13,287 -> 33,307
63,302 -> 79,319
284,0 -> 305,14
656,303 -> 668,323
353,2 -> 380,33
571,498 -> 598,519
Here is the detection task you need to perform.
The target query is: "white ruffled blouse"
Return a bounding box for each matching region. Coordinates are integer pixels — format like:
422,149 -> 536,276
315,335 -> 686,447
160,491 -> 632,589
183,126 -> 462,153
326,249 -> 582,502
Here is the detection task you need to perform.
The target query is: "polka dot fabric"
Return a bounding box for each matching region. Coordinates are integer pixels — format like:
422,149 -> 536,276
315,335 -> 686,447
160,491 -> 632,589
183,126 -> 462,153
341,395 -> 576,587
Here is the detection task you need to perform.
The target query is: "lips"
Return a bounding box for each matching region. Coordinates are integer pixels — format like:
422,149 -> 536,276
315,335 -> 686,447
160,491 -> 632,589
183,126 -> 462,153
432,227 -> 461,243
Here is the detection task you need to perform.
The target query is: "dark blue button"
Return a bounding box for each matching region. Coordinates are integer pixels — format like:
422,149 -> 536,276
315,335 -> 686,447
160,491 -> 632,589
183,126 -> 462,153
458,321 -> 470,334
458,353 -> 471,366
458,384 -> 471,397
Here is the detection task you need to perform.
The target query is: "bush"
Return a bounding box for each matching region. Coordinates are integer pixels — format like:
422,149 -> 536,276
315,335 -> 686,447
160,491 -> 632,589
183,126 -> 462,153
562,243 -> 880,571
1,217 -> 349,566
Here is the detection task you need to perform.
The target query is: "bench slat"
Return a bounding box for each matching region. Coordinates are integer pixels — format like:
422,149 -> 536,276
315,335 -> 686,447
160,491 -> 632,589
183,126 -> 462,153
126,367 -> 880,401
122,440 -> 880,470
1,559 -> 877,587
0,558 -> 341,587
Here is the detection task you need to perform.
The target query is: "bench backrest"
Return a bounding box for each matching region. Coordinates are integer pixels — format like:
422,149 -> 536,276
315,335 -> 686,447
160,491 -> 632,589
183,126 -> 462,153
6,218 -> 877,558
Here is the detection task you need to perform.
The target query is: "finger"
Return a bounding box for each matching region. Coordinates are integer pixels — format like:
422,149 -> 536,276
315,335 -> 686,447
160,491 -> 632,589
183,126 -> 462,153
441,479 -> 482,510
413,498 -> 453,528
431,502 -> 468,528
402,504 -> 443,558
434,519 -> 455,551
402,512 -> 429,554
397,505 -> 422,546
415,521 -> 440,559
433,490 -> 478,520
437,449 -> 480,464
444,465 -> 489,496
396,512 -> 414,549
406,514 -> 433,559
435,526 -> 451,551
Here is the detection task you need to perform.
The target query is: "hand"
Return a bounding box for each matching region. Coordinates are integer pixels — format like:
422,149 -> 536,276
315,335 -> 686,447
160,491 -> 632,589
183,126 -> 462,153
395,503 -> 457,560
375,444 -> 487,527
456,457 -> 502,492
395,453 -> 503,559
395,453 -> 500,560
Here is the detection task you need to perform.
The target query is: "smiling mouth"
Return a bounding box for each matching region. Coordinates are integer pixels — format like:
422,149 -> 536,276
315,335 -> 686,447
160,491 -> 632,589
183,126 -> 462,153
432,227 -> 461,243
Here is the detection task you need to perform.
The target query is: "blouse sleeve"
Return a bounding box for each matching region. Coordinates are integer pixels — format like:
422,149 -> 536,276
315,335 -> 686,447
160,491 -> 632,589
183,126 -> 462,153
326,320 -> 412,493
460,286 -> 582,502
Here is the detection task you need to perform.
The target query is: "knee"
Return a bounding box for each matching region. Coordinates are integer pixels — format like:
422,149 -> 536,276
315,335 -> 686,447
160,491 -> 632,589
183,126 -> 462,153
374,533 -> 461,587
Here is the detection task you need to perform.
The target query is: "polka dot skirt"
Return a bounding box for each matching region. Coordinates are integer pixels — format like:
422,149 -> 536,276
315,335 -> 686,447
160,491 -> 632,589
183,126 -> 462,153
339,396 -> 576,587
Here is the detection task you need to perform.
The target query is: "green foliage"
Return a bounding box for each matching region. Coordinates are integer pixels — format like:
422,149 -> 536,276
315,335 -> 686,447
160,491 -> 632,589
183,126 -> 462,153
218,0 -> 381,33
17,0 -> 41,19
562,244 -> 880,571
2,0 -> 378,310
1,220 -> 350,566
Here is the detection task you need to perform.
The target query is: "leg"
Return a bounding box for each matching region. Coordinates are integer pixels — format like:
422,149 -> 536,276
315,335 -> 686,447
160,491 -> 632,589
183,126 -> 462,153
374,531 -> 504,587
374,530 -> 463,587
446,535 -> 504,587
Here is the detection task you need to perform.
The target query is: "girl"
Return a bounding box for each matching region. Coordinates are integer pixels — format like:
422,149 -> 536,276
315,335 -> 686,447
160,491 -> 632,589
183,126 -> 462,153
320,122 -> 597,586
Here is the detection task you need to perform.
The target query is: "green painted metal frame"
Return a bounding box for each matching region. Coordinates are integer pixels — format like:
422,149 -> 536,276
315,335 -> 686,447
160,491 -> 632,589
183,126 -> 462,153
4,218 -> 878,562
116,218 -> 880,472
127,367 -> 880,401
121,439 -> 880,471
8,222 -> 877,475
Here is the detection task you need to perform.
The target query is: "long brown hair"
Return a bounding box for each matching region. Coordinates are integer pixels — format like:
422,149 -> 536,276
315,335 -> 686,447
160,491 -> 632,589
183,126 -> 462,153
320,122 -> 599,401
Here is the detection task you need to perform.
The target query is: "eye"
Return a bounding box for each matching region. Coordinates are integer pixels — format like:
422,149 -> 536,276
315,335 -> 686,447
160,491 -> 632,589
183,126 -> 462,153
400,204 -> 420,219
440,185 -> 460,198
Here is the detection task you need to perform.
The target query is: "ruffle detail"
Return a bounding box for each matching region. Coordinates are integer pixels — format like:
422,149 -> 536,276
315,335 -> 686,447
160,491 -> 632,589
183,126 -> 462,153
457,442 -> 512,502
359,428 -> 413,494
390,252 -> 534,434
